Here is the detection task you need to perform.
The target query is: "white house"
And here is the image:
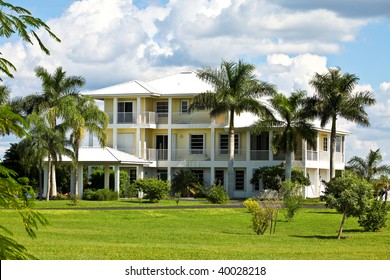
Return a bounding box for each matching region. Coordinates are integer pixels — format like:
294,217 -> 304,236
43,71 -> 349,198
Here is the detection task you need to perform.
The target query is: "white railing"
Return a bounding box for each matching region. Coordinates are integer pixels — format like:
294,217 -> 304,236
171,112 -> 211,124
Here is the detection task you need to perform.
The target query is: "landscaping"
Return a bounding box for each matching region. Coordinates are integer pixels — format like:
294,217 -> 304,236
1,203 -> 389,260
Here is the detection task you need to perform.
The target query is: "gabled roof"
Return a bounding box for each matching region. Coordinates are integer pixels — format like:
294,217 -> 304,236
83,71 -> 213,98
49,147 -> 150,166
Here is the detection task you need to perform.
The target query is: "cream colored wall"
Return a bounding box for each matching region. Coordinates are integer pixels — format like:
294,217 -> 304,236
107,129 -> 113,147
173,129 -> 211,150
105,99 -> 113,113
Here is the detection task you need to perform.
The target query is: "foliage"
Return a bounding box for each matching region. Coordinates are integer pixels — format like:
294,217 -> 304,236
69,195 -> 80,206
189,59 -> 276,196
251,90 -> 316,180
309,67 -> 376,178
249,199 -> 279,235
358,200 -> 388,232
206,183 -> 229,204
130,178 -> 170,203
250,163 -> 310,191
0,164 -> 48,259
89,168 -> 129,194
0,1 -> 60,80
347,149 -> 390,182
323,171 -> 373,239
171,169 -> 204,197
243,198 -> 260,213
83,189 -> 118,201
280,180 -> 304,221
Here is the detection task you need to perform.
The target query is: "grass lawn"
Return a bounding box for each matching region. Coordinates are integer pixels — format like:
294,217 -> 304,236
1,205 -> 389,260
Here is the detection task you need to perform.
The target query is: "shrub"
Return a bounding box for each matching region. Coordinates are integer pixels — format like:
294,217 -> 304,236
131,178 -> 170,202
358,200 -> 388,232
83,188 -> 118,201
251,201 -> 279,235
280,180 -> 304,222
171,169 -> 204,197
89,168 -> 129,194
207,184 -> 229,204
243,198 -> 260,213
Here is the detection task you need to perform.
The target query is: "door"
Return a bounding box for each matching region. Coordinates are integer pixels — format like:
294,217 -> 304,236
156,135 -> 168,160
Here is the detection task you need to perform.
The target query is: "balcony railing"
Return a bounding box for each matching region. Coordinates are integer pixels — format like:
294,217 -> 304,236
306,150 -> 344,163
250,150 -> 269,161
171,112 -> 212,124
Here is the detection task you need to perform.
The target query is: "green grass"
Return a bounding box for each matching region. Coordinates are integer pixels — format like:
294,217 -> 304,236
29,198 -> 213,209
1,206 -> 389,260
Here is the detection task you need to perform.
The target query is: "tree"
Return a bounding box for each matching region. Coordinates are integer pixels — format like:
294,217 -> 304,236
323,171 -> 373,239
171,169 -> 204,197
309,68 -> 376,178
189,59 -> 276,196
22,66 -> 86,198
252,90 -> 317,180
0,0 -> 60,80
347,149 -> 390,182
65,95 -> 108,196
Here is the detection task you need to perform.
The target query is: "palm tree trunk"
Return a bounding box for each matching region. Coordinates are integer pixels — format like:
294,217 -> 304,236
337,212 -> 347,239
330,116 -> 337,179
51,164 -> 57,196
228,110 -> 235,197
285,147 -> 292,180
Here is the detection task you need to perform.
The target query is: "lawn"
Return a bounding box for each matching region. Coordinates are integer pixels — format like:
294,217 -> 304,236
1,205 -> 389,260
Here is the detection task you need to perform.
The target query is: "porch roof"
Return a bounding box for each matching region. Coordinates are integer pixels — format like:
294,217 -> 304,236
51,147 -> 151,166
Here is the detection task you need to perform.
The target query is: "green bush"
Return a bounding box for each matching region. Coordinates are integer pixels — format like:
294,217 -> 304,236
358,200 -> 388,232
251,201 -> 278,235
131,178 -> 170,202
83,188 -> 118,201
280,180 -> 304,222
207,184 -> 229,204
89,168 -> 129,194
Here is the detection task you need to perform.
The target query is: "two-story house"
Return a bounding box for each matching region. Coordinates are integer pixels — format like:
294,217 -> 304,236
43,71 -> 348,198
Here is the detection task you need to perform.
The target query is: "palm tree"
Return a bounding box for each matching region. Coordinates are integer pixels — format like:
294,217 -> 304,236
347,149 -> 390,182
23,66 -> 86,197
25,114 -> 71,200
309,67 -> 376,179
65,95 -> 108,196
252,90 -> 317,180
189,59 -> 276,196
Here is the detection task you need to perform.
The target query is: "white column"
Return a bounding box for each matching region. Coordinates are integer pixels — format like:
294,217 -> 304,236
43,164 -> 48,198
114,165 -> 120,194
137,165 -> 144,179
78,164 -> 84,198
113,97 -> 118,149
210,126 -> 215,161
70,166 -> 76,196
269,131 -> 273,161
104,165 -> 110,189
246,130 -> 251,161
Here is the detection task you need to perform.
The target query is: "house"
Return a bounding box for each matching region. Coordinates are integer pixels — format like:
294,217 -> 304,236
43,71 -> 348,198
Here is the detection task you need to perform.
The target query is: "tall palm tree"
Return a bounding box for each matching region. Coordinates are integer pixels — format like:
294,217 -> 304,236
64,95 -> 108,195
23,66 -> 86,198
252,90 -> 317,180
347,149 -> 390,182
309,67 -> 376,179
189,59 -> 276,196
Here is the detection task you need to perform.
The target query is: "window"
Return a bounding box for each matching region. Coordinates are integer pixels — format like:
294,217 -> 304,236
336,136 -> 342,153
191,170 -> 204,183
215,169 -> 224,186
323,137 -> 328,151
156,101 -> 169,117
190,134 -> 204,154
220,134 -> 239,154
129,169 -> 137,183
181,100 -> 189,114
235,170 -> 245,190
252,169 -> 260,191
117,101 -> 133,123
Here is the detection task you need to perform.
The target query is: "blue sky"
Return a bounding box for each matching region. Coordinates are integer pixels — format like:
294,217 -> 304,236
1,0 -> 390,164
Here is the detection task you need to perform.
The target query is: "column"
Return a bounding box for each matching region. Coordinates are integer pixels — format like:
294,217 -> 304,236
104,165 -> 110,189
113,97 -> 118,149
114,165 -> 120,194
268,131 -> 273,161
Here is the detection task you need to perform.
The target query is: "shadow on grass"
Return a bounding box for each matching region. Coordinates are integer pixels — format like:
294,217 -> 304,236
291,235 -> 342,240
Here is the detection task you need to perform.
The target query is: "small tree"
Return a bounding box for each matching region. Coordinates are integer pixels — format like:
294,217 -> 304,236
280,180 -> 304,222
323,171 -> 373,239
358,199 -> 388,232
171,169 -> 203,197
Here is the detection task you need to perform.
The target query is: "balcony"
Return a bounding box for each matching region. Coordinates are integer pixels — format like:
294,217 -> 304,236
107,111 -> 156,125
307,150 -> 344,163
171,112 -> 212,124
250,150 -> 269,161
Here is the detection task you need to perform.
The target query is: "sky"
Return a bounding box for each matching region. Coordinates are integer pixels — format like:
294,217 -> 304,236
1,0 -> 390,164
